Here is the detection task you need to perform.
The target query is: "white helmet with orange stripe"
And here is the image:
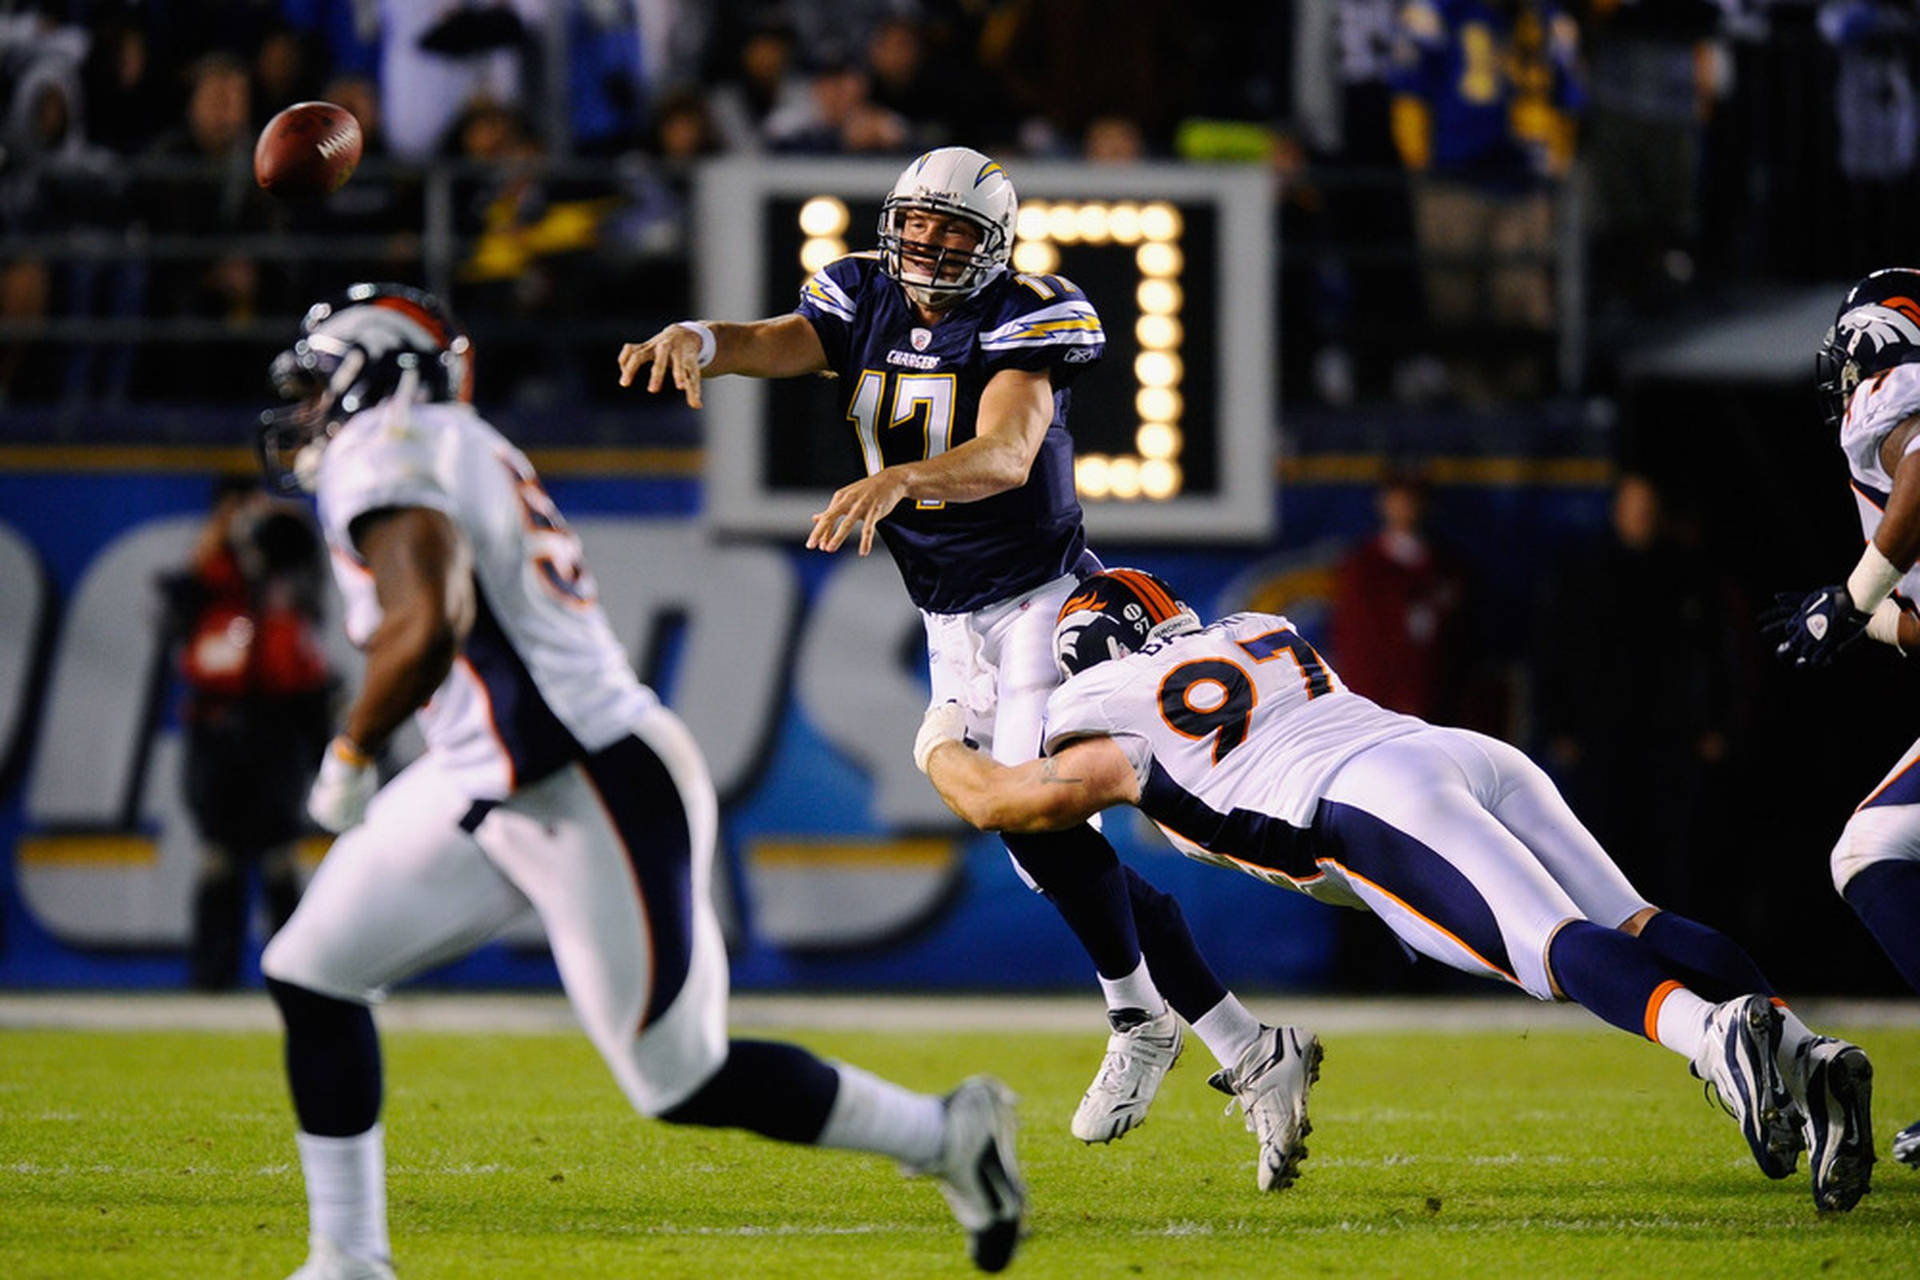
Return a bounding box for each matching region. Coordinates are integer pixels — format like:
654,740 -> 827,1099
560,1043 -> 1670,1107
259,282 -> 473,493
1053,568 -> 1202,680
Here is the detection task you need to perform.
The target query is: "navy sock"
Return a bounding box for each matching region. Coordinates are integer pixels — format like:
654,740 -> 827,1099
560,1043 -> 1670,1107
1547,920 -> 1684,1040
1124,865 -> 1229,1022
658,1039 -> 840,1144
1635,911 -> 1775,1001
1843,859 -> 1920,992
266,977 -> 382,1137
1002,824 -> 1142,978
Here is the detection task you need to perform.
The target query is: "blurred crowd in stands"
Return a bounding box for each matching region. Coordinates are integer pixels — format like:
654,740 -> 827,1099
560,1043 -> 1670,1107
0,0 -> 1912,413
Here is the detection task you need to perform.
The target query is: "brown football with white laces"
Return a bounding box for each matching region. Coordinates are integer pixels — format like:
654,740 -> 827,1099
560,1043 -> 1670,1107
254,101 -> 363,201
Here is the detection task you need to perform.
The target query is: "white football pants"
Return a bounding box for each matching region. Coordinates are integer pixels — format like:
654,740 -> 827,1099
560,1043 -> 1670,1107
1314,726 -> 1652,1000
262,704 -> 730,1116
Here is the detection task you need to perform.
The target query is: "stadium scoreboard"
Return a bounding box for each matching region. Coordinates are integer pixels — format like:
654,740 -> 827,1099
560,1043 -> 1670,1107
694,158 -> 1275,542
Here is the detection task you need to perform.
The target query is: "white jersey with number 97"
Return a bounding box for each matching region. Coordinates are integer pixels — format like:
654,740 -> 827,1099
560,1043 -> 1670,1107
1042,611 -> 1420,840
315,399 -> 657,801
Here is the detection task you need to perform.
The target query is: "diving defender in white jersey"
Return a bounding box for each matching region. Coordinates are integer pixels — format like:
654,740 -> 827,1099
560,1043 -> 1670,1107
1765,266 -> 1920,1174
919,568 -> 1877,1212
254,284 -> 1025,1279
619,147 -> 1290,1173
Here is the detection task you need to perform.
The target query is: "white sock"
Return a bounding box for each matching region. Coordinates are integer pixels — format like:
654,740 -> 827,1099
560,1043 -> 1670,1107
1191,995 -> 1264,1069
1652,986 -> 1714,1061
1096,957 -> 1166,1017
815,1063 -> 946,1167
295,1125 -> 389,1262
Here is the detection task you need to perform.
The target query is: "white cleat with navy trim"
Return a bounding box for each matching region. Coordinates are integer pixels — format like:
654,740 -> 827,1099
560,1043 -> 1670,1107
1208,1024 -> 1323,1192
1692,994 -> 1798,1180
924,1075 -> 1026,1273
1071,1007 -> 1182,1143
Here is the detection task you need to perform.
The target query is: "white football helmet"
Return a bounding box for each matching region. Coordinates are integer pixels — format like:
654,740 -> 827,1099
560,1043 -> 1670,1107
877,146 -> 1016,310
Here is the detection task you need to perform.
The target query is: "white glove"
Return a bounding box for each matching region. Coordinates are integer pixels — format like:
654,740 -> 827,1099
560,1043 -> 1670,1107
913,700 -> 969,774
307,737 -> 379,833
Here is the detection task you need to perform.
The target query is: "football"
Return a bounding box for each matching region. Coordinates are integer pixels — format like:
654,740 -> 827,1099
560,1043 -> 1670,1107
254,101 -> 363,201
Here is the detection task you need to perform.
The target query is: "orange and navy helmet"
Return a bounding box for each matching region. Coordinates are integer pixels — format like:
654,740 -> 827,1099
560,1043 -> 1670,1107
1818,267 -> 1920,428
1053,568 -> 1202,679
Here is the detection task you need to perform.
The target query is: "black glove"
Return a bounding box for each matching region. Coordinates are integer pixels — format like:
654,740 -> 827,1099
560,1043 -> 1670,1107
1759,586 -> 1871,667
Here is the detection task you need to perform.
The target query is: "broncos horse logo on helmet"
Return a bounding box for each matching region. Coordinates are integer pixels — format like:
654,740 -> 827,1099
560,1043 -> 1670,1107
877,146 -> 1017,311
1052,568 -> 1202,680
1817,267 -> 1920,429
258,282 -> 472,494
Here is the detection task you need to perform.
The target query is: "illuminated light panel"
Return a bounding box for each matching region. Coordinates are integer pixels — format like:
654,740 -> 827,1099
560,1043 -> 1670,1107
1134,351 -> 1183,388
1012,240 -> 1059,275
799,196 -> 850,238
1136,314 -> 1182,349
1135,387 -> 1183,422
1137,279 -> 1184,315
1136,242 -> 1183,278
1136,423 -> 1182,459
1076,453 -> 1112,499
1139,202 -> 1182,241
1141,458 -> 1181,500
937,192 -> 1190,505
800,236 -> 847,274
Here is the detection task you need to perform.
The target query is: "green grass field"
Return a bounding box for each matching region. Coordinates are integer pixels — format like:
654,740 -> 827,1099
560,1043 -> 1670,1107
3,1011 -> 1918,1279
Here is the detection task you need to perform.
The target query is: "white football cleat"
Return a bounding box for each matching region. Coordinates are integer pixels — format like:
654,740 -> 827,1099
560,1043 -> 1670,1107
286,1235 -> 395,1280
1208,1024 -> 1322,1192
923,1075 -> 1025,1273
1692,995 -> 1798,1179
1786,1036 -> 1875,1212
1071,1007 -> 1182,1143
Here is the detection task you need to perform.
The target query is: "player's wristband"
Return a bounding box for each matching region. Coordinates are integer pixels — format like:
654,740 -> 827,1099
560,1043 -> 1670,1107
1867,599 -> 1907,654
675,321 -> 717,370
1846,542 -> 1905,613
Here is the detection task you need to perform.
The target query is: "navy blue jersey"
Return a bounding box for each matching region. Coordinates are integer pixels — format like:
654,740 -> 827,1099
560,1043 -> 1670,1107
797,253 -> 1105,613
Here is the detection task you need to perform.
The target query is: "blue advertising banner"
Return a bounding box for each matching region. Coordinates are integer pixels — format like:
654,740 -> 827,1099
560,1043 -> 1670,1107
1,458 -> 1421,994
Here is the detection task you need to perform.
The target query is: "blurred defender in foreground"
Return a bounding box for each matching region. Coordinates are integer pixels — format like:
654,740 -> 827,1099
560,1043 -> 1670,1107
921,568 -> 1875,1213
255,283 -> 1024,1279
1765,266 -> 1920,1174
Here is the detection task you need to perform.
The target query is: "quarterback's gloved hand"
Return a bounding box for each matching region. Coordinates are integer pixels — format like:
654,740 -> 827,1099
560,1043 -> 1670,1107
913,700 -> 970,775
307,737 -> 379,833
1760,586 -> 1871,668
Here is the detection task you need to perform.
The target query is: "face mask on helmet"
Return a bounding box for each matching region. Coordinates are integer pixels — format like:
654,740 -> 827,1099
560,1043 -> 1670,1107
877,147 -> 1015,310
257,284 -> 471,494
1052,569 -> 1202,680
1817,267 -> 1920,429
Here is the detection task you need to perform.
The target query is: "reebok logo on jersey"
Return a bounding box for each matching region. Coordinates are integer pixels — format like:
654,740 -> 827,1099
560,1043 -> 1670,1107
1062,346 -> 1098,363
887,350 -> 942,369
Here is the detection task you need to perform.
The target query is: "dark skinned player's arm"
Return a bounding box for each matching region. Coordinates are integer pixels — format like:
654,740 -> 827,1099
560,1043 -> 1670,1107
337,506 -> 475,757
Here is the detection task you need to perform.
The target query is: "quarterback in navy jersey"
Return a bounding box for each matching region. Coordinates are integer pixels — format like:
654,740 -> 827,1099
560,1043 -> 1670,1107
794,247 -> 1098,613
621,148 -> 1285,1179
